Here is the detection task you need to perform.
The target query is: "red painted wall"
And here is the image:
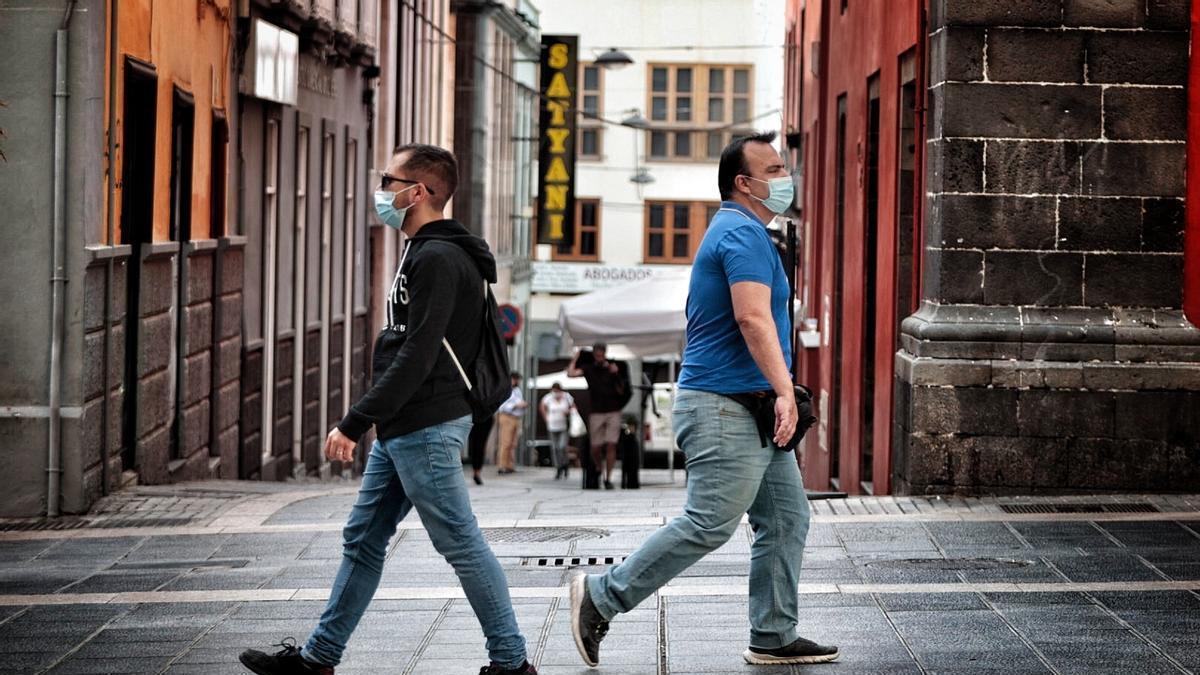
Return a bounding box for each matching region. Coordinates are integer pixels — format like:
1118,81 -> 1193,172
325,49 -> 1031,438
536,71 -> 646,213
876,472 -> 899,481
786,0 -> 922,494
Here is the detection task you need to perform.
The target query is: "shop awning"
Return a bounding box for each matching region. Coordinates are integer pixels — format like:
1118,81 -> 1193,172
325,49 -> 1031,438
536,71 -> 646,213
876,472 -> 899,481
557,272 -> 690,358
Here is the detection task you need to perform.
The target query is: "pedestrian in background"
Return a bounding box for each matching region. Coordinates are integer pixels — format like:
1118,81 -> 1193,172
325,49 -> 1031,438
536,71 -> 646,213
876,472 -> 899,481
568,132 -> 837,668
567,343 -> 627,489
495,372 -> 528,474
239,144 -> 535,675
539,382 -> 577,480
468,414 -> 495,485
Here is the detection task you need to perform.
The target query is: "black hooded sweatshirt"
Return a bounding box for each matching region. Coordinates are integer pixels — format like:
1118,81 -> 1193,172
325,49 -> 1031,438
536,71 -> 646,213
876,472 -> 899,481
337,219 -> 496,442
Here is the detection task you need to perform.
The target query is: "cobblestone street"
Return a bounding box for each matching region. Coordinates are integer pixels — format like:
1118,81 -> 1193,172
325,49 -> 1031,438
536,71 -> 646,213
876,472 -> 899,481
0,471 -> 1199,674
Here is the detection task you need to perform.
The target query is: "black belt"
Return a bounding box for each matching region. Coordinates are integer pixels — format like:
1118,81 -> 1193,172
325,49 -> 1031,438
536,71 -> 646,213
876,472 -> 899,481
721,385 -> 817,452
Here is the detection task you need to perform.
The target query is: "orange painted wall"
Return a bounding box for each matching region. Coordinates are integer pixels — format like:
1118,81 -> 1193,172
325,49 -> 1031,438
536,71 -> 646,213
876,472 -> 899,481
105,0 -> 232,243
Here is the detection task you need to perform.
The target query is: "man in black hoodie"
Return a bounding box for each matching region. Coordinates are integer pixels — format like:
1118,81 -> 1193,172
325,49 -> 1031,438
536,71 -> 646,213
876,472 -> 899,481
239,145 -> 535,675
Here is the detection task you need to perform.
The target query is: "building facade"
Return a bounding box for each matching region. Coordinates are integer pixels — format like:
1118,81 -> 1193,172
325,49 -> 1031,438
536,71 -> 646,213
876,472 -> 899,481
0,0 -> 545,516
233,0 -> 380,481
533,0 -> 786,372
451,0 -> 541,380
371,0 -> 457,349
786,0 -> 1199,495
0,0 -> 238,516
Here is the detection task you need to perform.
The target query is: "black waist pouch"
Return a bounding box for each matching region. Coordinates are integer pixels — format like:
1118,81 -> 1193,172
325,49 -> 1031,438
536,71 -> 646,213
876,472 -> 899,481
724,384 -> 817,452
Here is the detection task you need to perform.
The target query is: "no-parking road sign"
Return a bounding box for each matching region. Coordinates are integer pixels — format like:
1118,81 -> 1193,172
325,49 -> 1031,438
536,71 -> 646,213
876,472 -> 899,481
498,303 -> 523,340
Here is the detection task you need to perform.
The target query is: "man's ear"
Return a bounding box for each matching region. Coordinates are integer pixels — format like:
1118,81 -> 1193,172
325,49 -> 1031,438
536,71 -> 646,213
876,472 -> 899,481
732,174 -> 747,195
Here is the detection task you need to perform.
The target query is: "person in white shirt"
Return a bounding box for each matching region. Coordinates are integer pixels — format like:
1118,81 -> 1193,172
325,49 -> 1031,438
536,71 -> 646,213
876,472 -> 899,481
539,383 -> 577,480
495,372 -> 529,474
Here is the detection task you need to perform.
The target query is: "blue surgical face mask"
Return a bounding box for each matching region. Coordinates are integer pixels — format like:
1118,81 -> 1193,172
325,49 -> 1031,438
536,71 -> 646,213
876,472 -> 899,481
374,184 -> 417,229
748,176 -> 794,215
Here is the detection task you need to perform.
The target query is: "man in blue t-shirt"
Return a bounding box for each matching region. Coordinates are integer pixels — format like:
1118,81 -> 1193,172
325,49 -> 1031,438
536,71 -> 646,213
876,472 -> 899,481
568,132 -> 839,668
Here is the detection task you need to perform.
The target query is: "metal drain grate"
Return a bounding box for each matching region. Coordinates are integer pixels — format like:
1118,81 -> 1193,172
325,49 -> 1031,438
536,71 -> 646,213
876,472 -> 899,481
482,527 -> 608,543
998,503 -> 1160,514
520,555 -> 627,567
0,516 -> 194,532
108,558 -> 250,571
866,557 -> 1033,571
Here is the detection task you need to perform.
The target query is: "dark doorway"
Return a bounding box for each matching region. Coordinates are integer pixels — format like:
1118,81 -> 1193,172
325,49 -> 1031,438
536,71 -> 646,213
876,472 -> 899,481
831,94 -> 847,489
210,112 -> 228,239
860,76 -> 881,494
119,60 -> 158,472
169,88 -> 195,461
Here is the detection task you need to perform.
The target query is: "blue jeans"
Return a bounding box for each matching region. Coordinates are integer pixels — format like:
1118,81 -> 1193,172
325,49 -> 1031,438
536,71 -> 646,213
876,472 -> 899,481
587,388 -> 811,649
303,415 -> 527,668
550,430 -> 570,469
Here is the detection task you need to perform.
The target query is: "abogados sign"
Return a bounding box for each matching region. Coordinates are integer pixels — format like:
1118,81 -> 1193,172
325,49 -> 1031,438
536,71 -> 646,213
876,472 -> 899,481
536,35 -> 578,245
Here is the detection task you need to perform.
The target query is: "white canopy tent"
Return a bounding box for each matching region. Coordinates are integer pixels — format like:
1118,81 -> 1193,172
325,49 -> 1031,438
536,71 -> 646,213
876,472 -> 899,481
557,273 -> 690,482
532,370 -> 588,391
556,273 -> 690,358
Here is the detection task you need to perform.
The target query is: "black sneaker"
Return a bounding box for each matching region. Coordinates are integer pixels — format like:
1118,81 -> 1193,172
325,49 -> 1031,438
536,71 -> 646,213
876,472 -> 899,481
239,638 -> 334,674
603,480 -> 614,490
743,637 -> 839,665
479,660 -> 538,675
569,572 -> 609,667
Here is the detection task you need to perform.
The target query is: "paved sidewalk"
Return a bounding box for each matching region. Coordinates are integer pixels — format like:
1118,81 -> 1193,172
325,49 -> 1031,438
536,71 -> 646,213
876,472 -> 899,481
1,468 -> 1199,674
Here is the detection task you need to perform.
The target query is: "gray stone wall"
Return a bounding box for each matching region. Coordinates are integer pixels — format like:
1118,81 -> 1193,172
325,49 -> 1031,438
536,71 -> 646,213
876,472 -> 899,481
240,347 -> 263,479
174,242 -> 219,480
0,0 -> 105,516
213,238 -> 244,480
131,244 -> 178,485
81,252 -> 128,505
895,0 -> 1199,495
302,325 -> 324,474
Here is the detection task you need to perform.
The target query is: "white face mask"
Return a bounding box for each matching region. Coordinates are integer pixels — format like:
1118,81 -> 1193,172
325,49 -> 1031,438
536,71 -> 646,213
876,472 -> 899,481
746,176 -> 794,214
374,184 -> 418,229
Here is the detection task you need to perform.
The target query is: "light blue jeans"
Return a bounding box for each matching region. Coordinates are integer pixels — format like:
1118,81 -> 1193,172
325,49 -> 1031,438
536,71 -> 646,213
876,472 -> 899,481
303,415 -> 527,668
550,430 -> 570,469
587,388 -> 811,649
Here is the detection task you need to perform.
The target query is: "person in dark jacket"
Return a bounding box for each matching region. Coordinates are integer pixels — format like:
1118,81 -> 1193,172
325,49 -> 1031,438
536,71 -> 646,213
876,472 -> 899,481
239,144 -> 536,675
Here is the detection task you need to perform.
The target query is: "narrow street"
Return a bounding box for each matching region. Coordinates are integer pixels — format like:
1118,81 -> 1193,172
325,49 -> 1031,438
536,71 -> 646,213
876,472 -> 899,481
1,472 -> 1198,674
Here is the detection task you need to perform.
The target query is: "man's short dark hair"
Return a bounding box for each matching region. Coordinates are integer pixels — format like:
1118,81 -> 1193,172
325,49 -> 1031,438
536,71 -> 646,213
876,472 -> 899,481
394,143 -> 458,209
510,371 -> 522,380
551,382 -> 562,391
717,130 -> 779,200
592,342 -> 607,351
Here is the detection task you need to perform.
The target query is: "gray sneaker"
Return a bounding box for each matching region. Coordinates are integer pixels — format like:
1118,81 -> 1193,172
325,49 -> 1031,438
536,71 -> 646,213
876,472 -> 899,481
743,637 -> 839,665
569,572 -> 609,667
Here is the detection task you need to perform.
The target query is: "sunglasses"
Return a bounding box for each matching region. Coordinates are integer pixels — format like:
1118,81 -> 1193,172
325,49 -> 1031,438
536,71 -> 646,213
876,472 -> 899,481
379,172 -> 436,195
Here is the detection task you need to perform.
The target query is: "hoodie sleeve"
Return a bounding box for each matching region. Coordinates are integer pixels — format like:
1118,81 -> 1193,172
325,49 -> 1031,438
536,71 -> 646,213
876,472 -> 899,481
337,244 -> 462,441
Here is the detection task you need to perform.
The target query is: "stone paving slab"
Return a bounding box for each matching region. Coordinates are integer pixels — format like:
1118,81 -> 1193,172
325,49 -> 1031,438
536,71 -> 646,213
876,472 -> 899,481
0,469 -> 1198,673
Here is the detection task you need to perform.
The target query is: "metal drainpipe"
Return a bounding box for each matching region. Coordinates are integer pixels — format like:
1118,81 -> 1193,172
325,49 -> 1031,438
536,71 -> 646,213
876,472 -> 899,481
49,0 -> 78,517
101,0 -> 120,498
913,0 -> 928,305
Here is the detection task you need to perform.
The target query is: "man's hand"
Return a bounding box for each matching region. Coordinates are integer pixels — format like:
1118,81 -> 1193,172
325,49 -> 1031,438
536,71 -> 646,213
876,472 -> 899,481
773,393 -> 797,447
566,349 -> 584,377
324,427 -> 356,463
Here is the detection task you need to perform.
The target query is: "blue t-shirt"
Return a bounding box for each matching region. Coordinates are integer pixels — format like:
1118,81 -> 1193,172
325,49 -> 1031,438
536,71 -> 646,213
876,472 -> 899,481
677,201 -> 792,394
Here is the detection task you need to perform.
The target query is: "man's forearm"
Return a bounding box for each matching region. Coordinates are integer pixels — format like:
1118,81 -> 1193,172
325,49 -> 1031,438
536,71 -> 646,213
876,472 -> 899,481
739,316 -> 793,398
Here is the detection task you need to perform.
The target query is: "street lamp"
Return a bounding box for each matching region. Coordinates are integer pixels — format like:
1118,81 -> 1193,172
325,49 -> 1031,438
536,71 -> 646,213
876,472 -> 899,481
619,108 -> 654,186
620,110 -> 650,129
594,47 -> 634,69
630,169 -> 655,185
